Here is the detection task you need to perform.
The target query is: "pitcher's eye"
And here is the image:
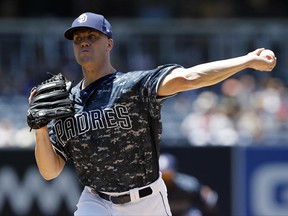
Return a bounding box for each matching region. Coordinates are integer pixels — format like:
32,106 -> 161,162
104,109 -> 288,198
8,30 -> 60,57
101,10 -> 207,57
73,36 -> 82,44
87,34 -> 97,42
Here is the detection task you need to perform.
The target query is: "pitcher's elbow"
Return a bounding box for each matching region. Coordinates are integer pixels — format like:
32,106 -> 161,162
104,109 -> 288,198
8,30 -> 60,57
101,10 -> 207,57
39,169 -> 61,180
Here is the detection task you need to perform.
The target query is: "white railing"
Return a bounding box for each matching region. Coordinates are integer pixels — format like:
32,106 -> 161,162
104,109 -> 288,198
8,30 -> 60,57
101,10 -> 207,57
1,18 -> 288,78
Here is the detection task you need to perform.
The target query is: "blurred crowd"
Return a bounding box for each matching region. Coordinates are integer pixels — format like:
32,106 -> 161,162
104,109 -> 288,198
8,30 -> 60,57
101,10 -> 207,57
0,96 -> 35,148
161,74 -> 288,147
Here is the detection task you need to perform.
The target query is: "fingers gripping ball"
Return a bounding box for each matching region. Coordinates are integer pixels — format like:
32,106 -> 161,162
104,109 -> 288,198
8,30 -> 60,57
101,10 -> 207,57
260,49 -> 275,60
27,73 -> 75,130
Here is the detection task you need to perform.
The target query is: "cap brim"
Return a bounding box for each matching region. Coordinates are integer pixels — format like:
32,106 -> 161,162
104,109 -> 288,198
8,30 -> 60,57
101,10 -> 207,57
64,26 -> 112,40
64,26 -> 95,40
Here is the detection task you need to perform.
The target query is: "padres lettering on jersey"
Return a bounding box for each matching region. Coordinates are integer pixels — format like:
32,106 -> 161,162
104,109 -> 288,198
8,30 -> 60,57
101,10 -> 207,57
50,64 -> 181,192
54,105 -> 132,147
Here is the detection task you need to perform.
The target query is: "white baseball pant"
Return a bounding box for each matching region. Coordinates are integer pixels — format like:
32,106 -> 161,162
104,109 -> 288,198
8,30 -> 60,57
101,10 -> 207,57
74,175 -> 172,216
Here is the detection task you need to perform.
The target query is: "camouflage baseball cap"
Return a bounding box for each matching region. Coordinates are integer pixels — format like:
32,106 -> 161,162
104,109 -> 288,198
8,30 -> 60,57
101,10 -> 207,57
64,12 -> 113,40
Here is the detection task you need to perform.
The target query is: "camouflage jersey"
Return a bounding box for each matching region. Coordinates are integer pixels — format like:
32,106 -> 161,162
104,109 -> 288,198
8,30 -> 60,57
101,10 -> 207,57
49,64 -> 181,192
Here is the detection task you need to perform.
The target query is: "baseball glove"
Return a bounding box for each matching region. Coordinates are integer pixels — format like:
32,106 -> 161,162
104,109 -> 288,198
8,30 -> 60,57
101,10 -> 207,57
27,73 -> 75,130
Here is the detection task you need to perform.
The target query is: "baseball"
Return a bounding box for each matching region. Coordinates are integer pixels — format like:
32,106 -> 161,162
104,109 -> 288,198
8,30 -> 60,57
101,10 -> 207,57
260,49 -> 275,60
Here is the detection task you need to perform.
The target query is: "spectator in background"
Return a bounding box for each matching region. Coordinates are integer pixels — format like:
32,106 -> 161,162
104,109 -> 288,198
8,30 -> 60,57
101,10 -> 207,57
219,76 -> 261,145
159,153 -> 218,216
180,90 -> 239,146
180,75 -> 288,146
0,119 -> 15,147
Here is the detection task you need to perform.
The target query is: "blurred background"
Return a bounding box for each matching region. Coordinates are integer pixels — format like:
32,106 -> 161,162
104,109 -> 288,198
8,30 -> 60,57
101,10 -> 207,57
1,0 -> 288,215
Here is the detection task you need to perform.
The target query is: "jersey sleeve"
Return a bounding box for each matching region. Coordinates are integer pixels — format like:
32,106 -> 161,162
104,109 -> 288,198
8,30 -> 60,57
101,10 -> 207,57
140,64 -> 182,101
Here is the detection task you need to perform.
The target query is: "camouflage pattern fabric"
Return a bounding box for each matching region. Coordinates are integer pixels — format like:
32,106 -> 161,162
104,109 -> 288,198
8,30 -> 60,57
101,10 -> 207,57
49,64 -> 181,192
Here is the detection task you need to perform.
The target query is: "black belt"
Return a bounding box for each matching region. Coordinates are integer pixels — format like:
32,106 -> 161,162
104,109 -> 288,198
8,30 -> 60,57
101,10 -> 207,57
97,186 -> 153,204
